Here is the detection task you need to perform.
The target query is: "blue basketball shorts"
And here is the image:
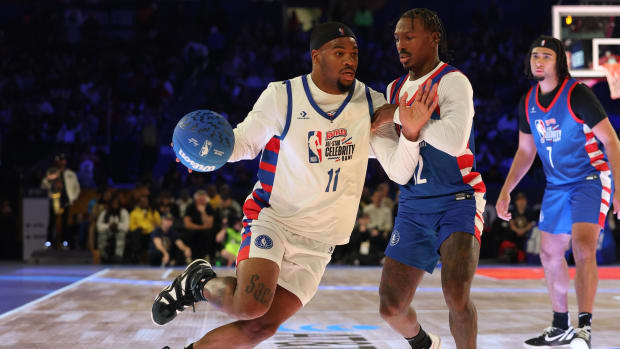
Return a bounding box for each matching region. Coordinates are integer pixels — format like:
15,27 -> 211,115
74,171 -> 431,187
539,171 -> 613,234
385,193 -> 485,274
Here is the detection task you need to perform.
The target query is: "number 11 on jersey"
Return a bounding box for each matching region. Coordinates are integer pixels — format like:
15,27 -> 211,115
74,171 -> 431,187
326,168 -> 340,192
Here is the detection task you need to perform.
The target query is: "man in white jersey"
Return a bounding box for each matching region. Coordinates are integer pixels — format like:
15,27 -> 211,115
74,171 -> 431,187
151,22 -> 436,349
373,8 -> 484,349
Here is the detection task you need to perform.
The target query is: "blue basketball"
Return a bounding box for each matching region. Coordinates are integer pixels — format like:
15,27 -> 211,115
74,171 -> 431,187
172,110 -> 235,172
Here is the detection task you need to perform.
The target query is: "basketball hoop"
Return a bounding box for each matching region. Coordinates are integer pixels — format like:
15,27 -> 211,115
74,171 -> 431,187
602,62 -> 620,100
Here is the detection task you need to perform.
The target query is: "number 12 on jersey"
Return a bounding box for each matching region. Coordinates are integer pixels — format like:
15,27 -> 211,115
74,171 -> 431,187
326,168 -> 341,192
413,157 -> 427,185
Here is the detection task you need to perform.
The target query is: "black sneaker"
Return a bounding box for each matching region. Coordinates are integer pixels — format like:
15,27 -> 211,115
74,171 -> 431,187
570,326 -> 591,349
151,259 -> 217,326
523,326 -> 575,348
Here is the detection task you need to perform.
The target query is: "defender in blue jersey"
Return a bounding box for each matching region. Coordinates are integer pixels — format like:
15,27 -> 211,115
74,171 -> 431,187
372,9 -> 485,349
496,36 -> 620,349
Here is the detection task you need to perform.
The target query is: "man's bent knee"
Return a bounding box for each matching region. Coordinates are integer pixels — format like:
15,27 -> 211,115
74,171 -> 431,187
232,303 -> 270,320
237,319 -> 279,344
443,285 -> 470,312
379,290 -> 408,319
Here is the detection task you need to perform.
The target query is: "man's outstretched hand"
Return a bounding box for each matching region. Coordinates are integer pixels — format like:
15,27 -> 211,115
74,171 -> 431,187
399,80 -> 438,141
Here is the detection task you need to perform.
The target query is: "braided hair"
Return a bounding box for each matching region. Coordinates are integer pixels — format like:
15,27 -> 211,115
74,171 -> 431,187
400,8 -> 449,61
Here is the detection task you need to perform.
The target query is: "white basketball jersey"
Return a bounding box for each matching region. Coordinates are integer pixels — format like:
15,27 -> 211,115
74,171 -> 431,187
242,75 -> 374,245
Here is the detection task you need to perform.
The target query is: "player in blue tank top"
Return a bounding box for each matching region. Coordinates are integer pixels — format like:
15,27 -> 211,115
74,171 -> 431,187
371,9 -> 485,349
496,36 -> 620,349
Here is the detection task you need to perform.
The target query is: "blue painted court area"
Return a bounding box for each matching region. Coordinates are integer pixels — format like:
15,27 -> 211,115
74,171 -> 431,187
0,264 -> 103,315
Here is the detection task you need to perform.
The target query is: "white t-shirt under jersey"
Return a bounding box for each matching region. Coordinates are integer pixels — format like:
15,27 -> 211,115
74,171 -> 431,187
229,74 -> 418,245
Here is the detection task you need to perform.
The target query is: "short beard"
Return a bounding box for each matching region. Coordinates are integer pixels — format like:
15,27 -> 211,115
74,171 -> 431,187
337,79 -> 353,93
532,75 -> 545,81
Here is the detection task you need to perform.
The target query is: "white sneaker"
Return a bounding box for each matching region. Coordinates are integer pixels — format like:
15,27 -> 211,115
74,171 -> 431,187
427,331 -> 441,349
570,326 -> 591,349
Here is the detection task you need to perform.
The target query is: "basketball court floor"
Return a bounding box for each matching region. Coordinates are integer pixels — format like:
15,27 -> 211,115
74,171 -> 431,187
0,264 -> 618,348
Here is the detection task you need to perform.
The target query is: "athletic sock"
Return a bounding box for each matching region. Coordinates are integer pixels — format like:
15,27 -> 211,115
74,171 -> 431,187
406,326 -> 432,349
578,312 -> 592,328
552,311 -> 570,330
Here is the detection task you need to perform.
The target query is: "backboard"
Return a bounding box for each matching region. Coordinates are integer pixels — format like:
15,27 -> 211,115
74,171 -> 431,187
552,5 -> 620,78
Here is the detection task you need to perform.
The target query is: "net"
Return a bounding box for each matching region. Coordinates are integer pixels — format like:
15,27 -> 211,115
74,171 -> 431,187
603,62 -> 620,99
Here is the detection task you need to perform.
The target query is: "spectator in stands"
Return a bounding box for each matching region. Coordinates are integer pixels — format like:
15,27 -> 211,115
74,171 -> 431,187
376,182 -> 394,210
184,189 -> 219,261
334,213 -> 369,264
88,189 -> 112,263
176,189 -> 193,218
129,195 -> 161,262
338,213 -> 387,265
215,215 -> 242,266
218,192 -> 242,222
96,194 -> 129,263
499,192 -> 536,263
206,184 -> 222,209
148,213 -> 192,266
158,190 -> 180,219
363,188 -> 394,235
41,153 -> 80,248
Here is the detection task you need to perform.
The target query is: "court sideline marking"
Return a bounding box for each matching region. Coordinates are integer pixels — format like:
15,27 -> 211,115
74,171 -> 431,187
162,268 -> 173,279
0,268 -> 109,321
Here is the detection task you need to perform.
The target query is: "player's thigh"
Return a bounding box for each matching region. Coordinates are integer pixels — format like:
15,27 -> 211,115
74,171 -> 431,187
439,232 -> 479,291
436,199 -> 481,289
276,232 -> 333,306
539,230 -> 571,258
380,257 -> 425,309
539,187 -> 573,234
385,212 -> 440,274
571,222 -> 600,261
570,175 -> 612,230
235,224 -> 286,314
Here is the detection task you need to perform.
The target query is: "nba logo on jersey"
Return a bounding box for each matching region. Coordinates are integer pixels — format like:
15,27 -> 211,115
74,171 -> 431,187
308,131 -> 323,163
254,235 -> 273,249
535,119 -> 562,143
535,119 -> 546,142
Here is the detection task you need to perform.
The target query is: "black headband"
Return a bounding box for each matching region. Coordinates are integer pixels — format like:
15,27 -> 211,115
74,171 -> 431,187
309,22 -> 356,51
528,35 -> 563,58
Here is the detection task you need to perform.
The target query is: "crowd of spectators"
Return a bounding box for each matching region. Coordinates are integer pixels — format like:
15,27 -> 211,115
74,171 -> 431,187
0,0 -> 619,264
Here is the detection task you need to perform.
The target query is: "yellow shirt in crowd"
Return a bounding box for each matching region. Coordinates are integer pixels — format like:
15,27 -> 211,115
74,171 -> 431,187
130,207 -> 162,235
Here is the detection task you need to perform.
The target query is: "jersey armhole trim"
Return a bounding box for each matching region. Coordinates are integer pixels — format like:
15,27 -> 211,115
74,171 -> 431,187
389,74 -> 408,104
567,81 -> 583,124
525,86 -> 534,124
405,63 -> 452,106
365,86 -> 374,119
279,80 -> 293,140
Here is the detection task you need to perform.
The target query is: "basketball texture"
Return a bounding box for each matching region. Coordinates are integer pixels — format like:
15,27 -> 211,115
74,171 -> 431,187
172,110 -> 235,172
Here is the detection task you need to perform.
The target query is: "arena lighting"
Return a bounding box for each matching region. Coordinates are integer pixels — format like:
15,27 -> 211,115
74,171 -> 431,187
565,15 -> 573,25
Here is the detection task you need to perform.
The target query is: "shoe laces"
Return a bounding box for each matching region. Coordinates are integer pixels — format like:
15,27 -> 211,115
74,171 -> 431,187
576,326 -> 591,340
173,278 -> 197,313
541,326 -> 556,336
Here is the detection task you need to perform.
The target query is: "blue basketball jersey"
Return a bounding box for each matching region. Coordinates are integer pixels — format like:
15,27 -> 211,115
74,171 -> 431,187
525,78 -> 610,186
388,64 -> 486,214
